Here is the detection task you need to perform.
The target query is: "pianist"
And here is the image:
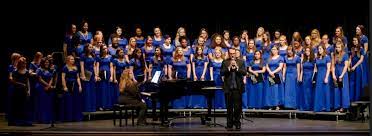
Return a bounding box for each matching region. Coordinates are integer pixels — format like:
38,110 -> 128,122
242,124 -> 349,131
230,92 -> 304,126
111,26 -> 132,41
118,69 -> 147,126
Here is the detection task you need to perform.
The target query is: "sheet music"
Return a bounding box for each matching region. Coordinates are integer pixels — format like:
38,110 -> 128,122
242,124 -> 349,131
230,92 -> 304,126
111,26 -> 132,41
151,71 -> 161,83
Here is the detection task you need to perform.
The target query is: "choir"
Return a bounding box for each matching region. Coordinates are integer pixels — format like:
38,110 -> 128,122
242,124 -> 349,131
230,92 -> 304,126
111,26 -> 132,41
7,22 -> 370,126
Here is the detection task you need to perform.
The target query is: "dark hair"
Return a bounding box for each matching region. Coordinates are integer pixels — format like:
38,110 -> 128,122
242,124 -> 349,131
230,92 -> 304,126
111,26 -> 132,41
116,48 -> 124,58
153,47 -> 164,64
194,45 -> 204,60
199,28 -> 208,38
84,44 -> 95,57
132,48 -> 146,71
357,25 -> 365,35
40,57 -> 50,70
303,46 -> 315,62
164,35 -> 171,40
211,34 -> 227,49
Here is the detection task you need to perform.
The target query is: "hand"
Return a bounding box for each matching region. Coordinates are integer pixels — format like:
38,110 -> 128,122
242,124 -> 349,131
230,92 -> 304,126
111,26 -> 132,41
324,78 -> 328,84
81,76 -> 86,81
338,76 -> 343,82
114,79 -> 118,84
44,85 -> 50,91
95,76 -> 101,82
63,87 -> 68,92
243,78 -> 246,84
148,76 -> 152,80
201,75 -> 205,81
79,86 -> 82,93
211,78 -> 214,81
351,67 -> 356,71
332,76 -> 337,81
298,77 -> 302,83
109,77 -> 113,82
269,72 -> 275,78
283,76 -> 286,82
253,72 -> 258,77
193,76 -> 197,81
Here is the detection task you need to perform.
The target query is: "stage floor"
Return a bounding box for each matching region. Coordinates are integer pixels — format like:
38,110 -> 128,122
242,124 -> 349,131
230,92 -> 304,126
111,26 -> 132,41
0,115 -> 369,135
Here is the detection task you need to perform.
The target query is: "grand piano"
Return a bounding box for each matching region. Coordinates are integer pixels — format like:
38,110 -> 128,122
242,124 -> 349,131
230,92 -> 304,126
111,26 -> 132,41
140,79 -> 218,126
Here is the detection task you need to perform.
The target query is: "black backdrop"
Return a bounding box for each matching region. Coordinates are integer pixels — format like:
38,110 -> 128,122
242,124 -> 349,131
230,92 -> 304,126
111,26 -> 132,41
1,1 -> 369,112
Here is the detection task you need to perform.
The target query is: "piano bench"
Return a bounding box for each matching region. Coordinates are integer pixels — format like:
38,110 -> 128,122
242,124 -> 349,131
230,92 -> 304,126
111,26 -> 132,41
113,104 -> 136,127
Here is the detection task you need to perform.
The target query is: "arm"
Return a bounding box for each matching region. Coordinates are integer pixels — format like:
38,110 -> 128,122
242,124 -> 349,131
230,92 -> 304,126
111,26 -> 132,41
364,43 -> 368,53
297,63 -> 301,82
110,62 -> 114,82
63,43 -> 67,58
192,62 -> 197,81
62,73 -> 67,91
272,63 -> 284,74
201,61 -> 208,80
186,63 -> 191,79
282,63 -> 286,80
339,60 -> 349,79
148,63 -> 153,80
168,65 -> 173,80
352,55 -> 364,70
80,61 -> 86,81
77,73 -> 82,93
95,62 -> 100,81
325,62 -> 331,83
210,66 -> 214,81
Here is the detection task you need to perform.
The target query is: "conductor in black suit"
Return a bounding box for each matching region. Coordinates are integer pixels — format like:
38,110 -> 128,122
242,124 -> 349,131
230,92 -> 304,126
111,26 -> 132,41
221,48 -> 247,130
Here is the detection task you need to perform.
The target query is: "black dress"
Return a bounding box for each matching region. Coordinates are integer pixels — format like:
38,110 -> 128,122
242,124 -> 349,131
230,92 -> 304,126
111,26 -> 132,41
117,82 -> 147,125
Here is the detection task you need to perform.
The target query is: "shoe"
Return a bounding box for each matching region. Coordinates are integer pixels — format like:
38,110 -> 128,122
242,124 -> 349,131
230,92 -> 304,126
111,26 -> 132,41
235,125 -> 241,130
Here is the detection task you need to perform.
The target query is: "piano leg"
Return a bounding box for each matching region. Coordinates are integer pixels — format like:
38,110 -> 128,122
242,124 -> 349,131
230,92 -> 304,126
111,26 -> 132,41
151,97 -> 157,121
207,93 -> 212,121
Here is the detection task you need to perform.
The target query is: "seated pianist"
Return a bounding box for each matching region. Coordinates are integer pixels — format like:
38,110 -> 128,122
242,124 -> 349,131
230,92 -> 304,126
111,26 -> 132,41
118,69 -> 147,126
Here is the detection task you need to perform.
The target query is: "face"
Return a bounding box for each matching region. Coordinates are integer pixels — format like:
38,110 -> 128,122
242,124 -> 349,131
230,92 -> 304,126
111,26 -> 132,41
257,27 -> 264,35
102,45 -> 108,54
287,49 -> 293,56
353,38 -> 359,45
233,37 -> 240,45
274,31 -> 280,38
69,57 -> 75,64
236,50 -> 241,58
215,36 -> 222,45
263,34 -> 268,41
229,49 -> 236,58
254,51 -> 261,59
335,28 -> 341,36
130,38 -> 136,46
248,40 -> 255,48
198,37 -> 205,45
155,48 -> 161,55
88,44 -> 94,52
271,47 -> 278,55
241,32 -> 248,39
83,22 -> 88,32
72,25 -> 77,33
136,28 -> 142,36
216,50 -> 222,58
335,44 -> 342,52
136,50 -> 142,57
279,37 -> 286,46
44,60 -> 50,68
197,47 -> 203,55
321,35 -> 328,44
224,32 -> 230,39
305,48 -> 311,56
154,28 -> 161,36
356,27 -> 361,35
119,50 -> 124,57
165,37 -> 171,44
181,39 -> 188,47
147,37 -> 153,45
318,46 -> 324,54
293,41 -> 300,48
305,37 -> 311,45
179,29 -> 186,36
200,30 -> 207,38
177,48 -> 183,55
116,28 -> 122,36
311,31 -> 318,39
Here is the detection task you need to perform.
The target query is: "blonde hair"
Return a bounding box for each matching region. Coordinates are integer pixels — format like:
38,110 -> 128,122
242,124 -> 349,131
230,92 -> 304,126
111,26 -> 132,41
119,69 -> 134,93
256,27 -> 265,38
334,42 -> 345,64
311,29 -> 321,46
173,47 -> 185,62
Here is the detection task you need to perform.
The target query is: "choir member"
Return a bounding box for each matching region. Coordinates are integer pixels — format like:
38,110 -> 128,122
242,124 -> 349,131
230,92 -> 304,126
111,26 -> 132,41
95,45 -> 114,110
299,47 -> 316,111
248,50 -> 266,109
189,46 -> 209,108
63,24 -> 77,57
332,42 -> 350,112
152,26 -> 164,47
210,49 -> 225,109
130,48 -> 147,82
80,44 -> 97,112
160,35 -> 175,80
283,46 -> 301,109
208,34 -> 228,60
278,35 -> 288,58
134,26 -> 146,48
125,37 -> 137,63
314,45 -> 331,112
223,30 -> 232,48
349,37 -> 365,101
76,21 -> 93,56
255,27 -> 265,50
172,47 -> 191,108
108,26 -> 128,49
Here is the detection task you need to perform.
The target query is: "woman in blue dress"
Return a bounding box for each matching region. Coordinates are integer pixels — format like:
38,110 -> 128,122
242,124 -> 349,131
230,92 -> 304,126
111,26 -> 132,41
79,44 -> 97,112
171,47 -> 191,108
255,27 -> 265,50
134,27 -> 145,48
333,26 -> 348,48
248,50 -> 266,109
283,46 -> 301,109
130,48 -> 147,82
189,46 -> 209,108
349,37 -> 365,102
152,27 -> 164,47
76,21 -> 93,56
142,36 -> 155,72
6,53 -> 21,120
314,45 -> 332,112
108,26 -> 128,49
63,24 -> 77,57
29,52 -> 43,121
208,34 -> 228,60
264,46 -> 284,110
149,47 -> 165,80
113,48 -> 129,105
332,42 -> 350,112
95,45 -> 114,110
193,28 -> 211,48
210,49 -> 225,109
278,35 -> 288,58
245,39 -> 256,109
179,36 -> 193,61
160,35 -> 175,80
299,47 -> 316,111
293,39 -> 303,57
108,37 -> 120,57
356,25 -> 369,88
231,36 -> 246,59
192,36 -> 209,57
262,32 -> 273,62
35,58 -> 56,123
62,56 -> 83,121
